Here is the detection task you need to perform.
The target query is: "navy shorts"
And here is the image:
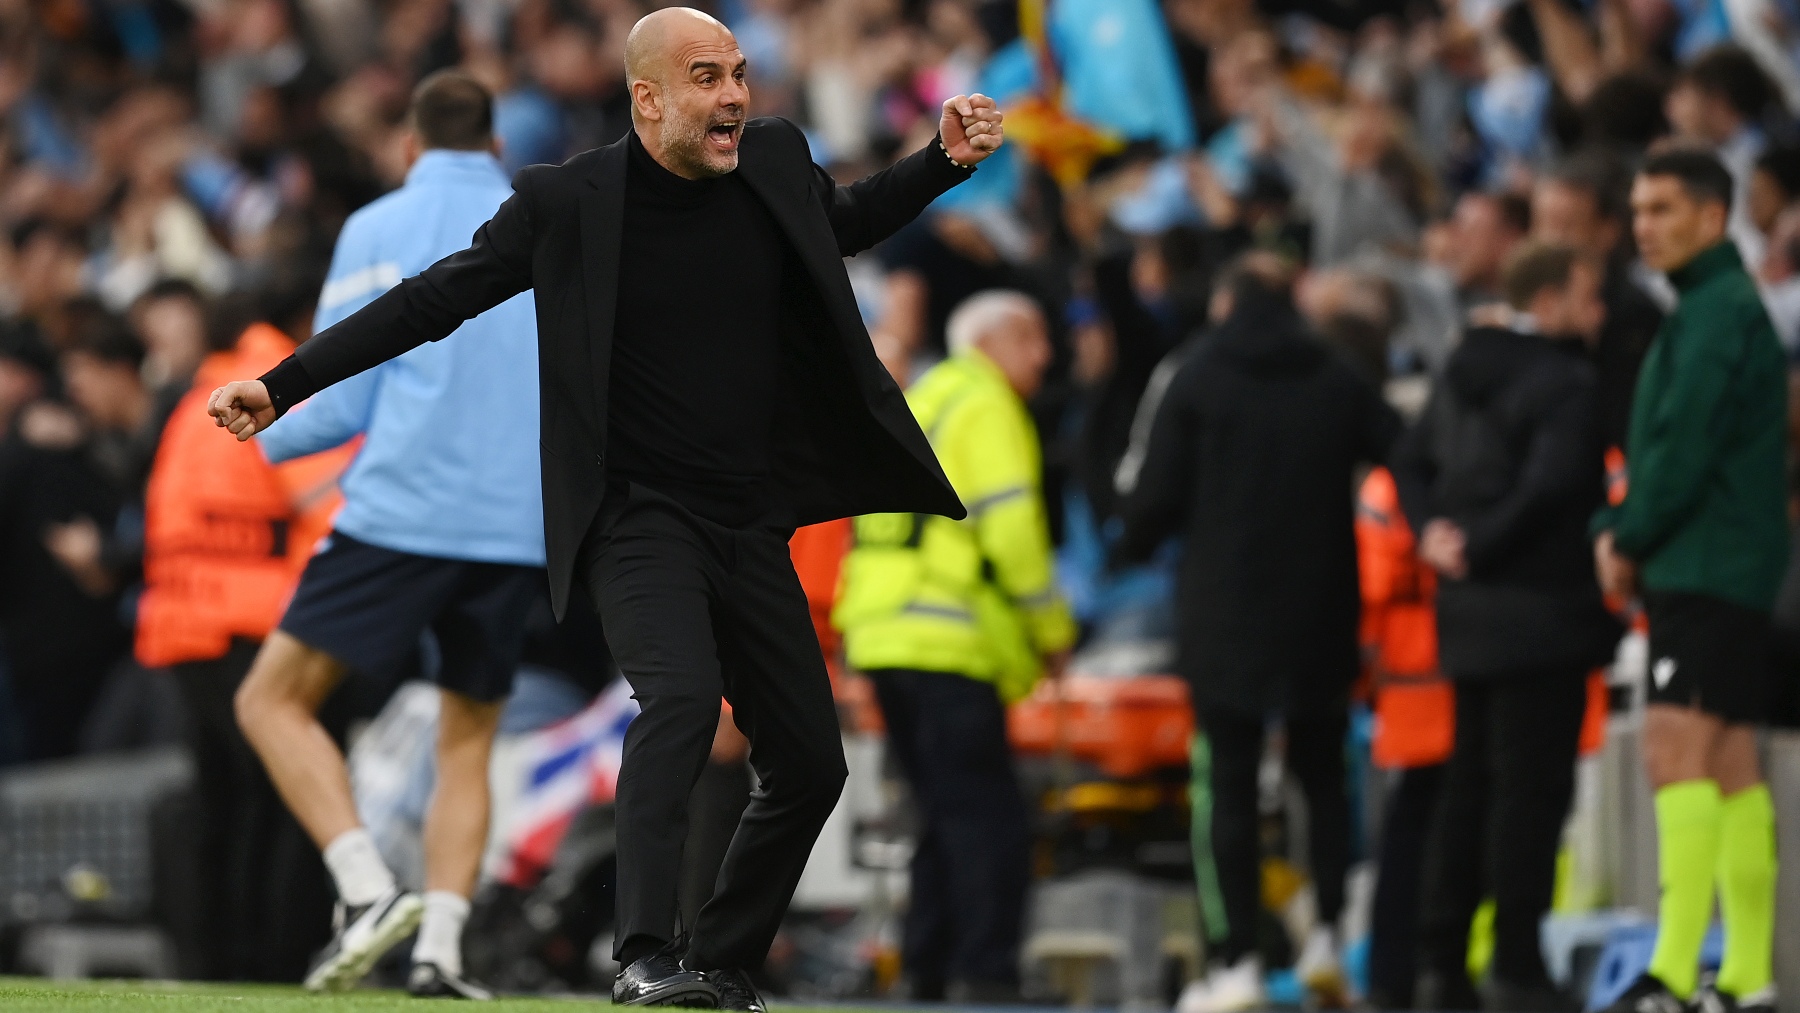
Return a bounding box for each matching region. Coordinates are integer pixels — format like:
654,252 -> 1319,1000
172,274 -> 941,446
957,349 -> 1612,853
280,531 -> 546,702
1644,590 -> 1771,725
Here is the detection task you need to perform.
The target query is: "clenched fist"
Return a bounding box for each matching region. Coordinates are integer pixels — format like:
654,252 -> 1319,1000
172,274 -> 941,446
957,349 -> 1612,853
940,94 -> 1005,166
208,380 -> 276,441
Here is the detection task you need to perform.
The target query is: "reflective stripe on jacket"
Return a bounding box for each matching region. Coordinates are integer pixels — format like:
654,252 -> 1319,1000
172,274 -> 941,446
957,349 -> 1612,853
135,325 -> 354,667
834,350 -> 1075,701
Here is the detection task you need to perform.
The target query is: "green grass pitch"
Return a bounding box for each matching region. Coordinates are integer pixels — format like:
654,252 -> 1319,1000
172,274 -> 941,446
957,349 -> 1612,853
0,977 -> 627,1011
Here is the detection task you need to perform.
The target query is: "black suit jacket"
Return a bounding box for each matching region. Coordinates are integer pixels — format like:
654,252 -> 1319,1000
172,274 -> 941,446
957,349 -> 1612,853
261,118 -> 971,617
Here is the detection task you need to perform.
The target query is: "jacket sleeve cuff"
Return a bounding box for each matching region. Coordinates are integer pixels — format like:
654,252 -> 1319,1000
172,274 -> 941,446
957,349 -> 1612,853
928,134 -> 979,185
259,356 -> 317,419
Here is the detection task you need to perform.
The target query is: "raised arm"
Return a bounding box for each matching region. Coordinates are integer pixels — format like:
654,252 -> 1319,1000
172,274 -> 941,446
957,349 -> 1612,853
209,169 -> 540,440
815,95 -> 1003,257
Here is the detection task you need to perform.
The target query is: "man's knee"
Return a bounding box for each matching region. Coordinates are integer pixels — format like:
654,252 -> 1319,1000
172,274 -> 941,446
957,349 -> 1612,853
233,632 -> 344,737
1643,704 -> 1724,788
437,690 -> 505,753
776,744 -> 847,818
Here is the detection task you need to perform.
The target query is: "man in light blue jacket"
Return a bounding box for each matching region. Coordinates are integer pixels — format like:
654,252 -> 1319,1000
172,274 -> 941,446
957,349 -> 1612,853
235,70 -> 542,1000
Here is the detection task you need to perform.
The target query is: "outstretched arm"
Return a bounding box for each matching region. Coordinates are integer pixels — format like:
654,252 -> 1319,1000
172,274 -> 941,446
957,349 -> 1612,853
818,94 -> 1004,256
210,171 -> 539,440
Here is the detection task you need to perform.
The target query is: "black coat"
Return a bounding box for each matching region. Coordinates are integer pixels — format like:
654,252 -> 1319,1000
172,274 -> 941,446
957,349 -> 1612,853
1116,294 -> 1401,715
1391,327 -> 1621,679
262,119 -> 970,617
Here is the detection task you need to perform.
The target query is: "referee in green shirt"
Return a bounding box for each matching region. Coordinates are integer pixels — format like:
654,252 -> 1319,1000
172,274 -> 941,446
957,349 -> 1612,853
1594,149 -> 1786,1013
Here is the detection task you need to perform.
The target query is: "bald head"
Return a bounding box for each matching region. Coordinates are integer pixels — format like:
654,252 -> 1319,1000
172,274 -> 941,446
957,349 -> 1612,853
624,6 -> 748,179
625,7 -> 731,89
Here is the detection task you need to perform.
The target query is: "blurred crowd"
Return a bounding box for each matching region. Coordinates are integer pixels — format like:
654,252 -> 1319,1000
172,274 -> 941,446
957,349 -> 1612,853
2,0 -> 1800,998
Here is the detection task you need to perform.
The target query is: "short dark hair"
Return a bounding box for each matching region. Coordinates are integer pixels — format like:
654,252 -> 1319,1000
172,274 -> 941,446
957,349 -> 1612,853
64,312 -> 145,369
1215,249 -> 1299,304
1639,148 -> 1736,210
1503,242 -> 1582,310
409,70 -> 494,151
1755,144 -> 1800,202
1495,192 -> 1533,235
1676,45 -> 1775,121
1546,149 -> 1630,222
135,277 -> 205,308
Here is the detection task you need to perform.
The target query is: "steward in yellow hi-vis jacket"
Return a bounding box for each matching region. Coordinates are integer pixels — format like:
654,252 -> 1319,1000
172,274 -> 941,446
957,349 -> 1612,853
834,341 -> 1076,702
833,291 -> 1074,1000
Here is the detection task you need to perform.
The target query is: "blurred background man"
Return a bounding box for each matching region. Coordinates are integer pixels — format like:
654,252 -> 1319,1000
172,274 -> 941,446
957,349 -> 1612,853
136,299 -> 353,981
1116,253 -> 1399,1013
1393,241 -> 1621,1012
836,290 -> 1075,1004
235,70 -> 544,999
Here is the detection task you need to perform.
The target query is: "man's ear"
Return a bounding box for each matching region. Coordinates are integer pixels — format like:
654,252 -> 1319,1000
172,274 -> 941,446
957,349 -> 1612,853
631,80 -> 662,122
1704,200 -> 1730,242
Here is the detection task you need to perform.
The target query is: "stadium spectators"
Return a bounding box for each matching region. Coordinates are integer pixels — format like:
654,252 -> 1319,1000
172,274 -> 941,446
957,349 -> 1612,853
0,0 -> 1797,1000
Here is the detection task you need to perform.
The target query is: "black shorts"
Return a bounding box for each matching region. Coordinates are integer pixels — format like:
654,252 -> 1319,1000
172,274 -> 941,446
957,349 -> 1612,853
280,531 -> 546,702
1643,590 -> 1771,724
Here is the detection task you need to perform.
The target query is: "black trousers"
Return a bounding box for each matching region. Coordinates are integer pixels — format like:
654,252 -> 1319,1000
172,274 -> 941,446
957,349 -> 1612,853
870,668 -> 1031,992
170,638 -> 338,981
1367,763 -> 1445,1009
579,484 -> 846,972
1418,670 -> 1585,989
1200,704 -> 1350,965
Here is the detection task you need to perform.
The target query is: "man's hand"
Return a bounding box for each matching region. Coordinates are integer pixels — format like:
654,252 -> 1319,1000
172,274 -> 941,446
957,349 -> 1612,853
1418,518 -> 1468,580
1594,529 -> 1638,599
940,94 -> 1004,166
1044,649 -> 1073,682
45,516 -> 114,597
207,380 -> 276,441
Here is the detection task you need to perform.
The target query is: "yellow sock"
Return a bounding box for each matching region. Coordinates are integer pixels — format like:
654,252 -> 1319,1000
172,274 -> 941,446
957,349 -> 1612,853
1715,784 -> 1777,998
1646,779 -> 1722,999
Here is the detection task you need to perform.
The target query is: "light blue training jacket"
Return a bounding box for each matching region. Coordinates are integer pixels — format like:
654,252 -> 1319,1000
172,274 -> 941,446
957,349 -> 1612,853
257,149 -> 545,566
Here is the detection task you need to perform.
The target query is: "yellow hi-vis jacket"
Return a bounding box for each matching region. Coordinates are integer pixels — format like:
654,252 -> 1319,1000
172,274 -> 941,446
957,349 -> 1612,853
833,349 -> 1076,702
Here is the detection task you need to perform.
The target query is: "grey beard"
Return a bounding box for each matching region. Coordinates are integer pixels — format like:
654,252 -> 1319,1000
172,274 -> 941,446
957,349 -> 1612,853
664,120 -> 738,177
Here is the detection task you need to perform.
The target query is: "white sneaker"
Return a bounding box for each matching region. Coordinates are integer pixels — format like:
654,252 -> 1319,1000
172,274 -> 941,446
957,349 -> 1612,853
1178,955 -> 1266,1013
1295,925 -> 1347,1006
304,888 -> 425,993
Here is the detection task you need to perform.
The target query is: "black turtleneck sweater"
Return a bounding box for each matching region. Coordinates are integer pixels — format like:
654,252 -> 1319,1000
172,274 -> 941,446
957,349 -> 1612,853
607,131 -> 793,527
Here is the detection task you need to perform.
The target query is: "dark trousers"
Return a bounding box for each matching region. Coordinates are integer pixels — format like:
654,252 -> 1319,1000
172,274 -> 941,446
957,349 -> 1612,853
870,668 -> 1031,992
1200,705 -> 1350,965
1419,670 -> 1585,989
1367,763 -> 1445,1008
170,639 -> 338,981
579,485 -> 846,972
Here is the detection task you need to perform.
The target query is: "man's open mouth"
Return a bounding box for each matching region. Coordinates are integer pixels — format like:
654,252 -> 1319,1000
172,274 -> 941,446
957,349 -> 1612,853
707,121 -> 742,151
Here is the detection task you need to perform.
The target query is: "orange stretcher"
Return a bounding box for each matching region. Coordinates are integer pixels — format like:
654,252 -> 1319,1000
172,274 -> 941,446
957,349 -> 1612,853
1008,673 -> 1194,779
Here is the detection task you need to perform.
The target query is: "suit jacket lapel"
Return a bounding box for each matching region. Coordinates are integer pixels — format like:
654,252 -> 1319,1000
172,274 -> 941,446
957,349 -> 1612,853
735,141 -> 854,330
580,136 -> 629,446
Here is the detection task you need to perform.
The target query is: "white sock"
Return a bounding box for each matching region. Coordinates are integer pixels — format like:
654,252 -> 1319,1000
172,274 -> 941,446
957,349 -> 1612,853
322,828 -> 396,908
413,890 -> 471,976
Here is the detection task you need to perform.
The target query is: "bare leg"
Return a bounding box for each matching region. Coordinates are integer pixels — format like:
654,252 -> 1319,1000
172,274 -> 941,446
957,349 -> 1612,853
422,689 -> 504,896
1642,703 -> 1725,790
1710,724 -> 1762,794
234,630 -> 356,849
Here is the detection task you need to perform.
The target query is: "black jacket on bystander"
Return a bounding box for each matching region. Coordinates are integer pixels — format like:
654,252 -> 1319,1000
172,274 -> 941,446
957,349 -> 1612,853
1392,326 -> 1621,679
1115,291 -> 1400,715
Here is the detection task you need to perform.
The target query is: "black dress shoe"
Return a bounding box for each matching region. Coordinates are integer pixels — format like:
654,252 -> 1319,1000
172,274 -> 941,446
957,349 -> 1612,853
612,952 -> 719,1007
705,968 -> 767,1013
